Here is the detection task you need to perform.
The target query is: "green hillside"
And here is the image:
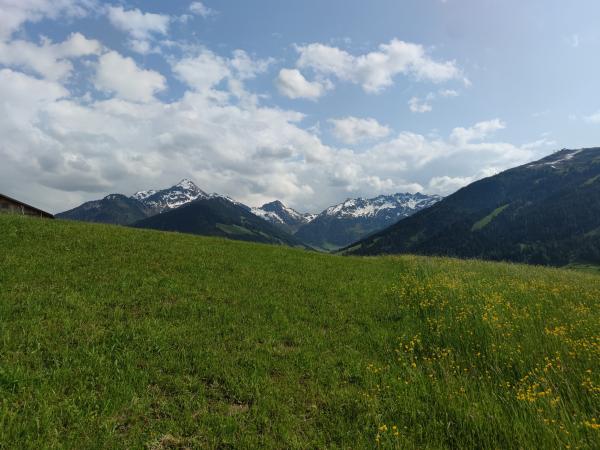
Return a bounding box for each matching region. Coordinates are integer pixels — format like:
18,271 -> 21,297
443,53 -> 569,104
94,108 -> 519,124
1,215 -> 599,449
132,197 -> 306,248
347,148 -> 600,266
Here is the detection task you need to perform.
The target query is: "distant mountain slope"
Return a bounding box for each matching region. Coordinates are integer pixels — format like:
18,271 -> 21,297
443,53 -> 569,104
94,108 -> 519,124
132,197 -> 307,247
346,148 -> 600,266
251,200 -> 315,233
56,194 -> 152,225
295,193 -> 441,250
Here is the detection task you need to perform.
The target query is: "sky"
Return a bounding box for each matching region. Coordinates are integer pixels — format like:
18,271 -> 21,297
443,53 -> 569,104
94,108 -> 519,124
1,0 -> 600,214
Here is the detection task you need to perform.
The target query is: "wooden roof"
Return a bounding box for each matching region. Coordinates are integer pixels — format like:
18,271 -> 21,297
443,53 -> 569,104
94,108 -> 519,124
0,193 -> 54,218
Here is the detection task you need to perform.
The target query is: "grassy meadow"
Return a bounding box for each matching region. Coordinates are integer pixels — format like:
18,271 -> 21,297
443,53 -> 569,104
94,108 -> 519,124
1,214 -> 599,448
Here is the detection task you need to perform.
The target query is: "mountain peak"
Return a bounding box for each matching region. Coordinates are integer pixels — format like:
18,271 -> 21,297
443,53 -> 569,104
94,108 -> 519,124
175,178 -> 198,190
263,199 -> 284,207
260,200 -> 286,211
132,179 -> 208,213
251,200 -> 314,233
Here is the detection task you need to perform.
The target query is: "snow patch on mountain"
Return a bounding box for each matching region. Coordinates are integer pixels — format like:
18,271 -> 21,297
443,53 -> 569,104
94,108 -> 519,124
251,200 -> 315,231
131,189 -> 157,201
322,193 -> 441,219
527,149 -> 584,170
131,179 -> 209,212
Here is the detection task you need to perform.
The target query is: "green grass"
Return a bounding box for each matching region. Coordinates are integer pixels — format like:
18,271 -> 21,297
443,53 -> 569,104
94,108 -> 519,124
471,204 -> 510,231
215,223 -> 254,236
1,215 -> 599,449
565,263 -> 600,274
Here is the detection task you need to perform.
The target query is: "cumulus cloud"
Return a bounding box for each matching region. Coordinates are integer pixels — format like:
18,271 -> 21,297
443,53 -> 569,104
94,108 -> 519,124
0,28 -> 545,214
276,68 -> 329,100
0,68 -> 68,122
293,39 -> 465,94
0,58 -> 544,214
428,167 -> 498,195
408,96 -> 433,113
329,117 -> 390,145
94,51 -> 166,102
408,90 -> 460,113
230,49 -> 273,80
106,6 -> 170,54
0,0 -> 92,39
0,33 -> 101,80
450,119 -> 505,144
189,1 -> 214,17
173,49 -> 230,91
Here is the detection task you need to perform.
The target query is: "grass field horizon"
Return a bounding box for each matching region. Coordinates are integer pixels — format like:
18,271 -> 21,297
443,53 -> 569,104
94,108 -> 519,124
1,215 -> 599,448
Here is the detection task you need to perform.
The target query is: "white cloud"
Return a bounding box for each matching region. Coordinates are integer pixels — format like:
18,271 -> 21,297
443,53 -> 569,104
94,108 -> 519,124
294,39 -> 465,93
0,63 -> 544,213
230,50 -> 273,80
94,51 -> 166,102
521,137 -> 557,150
450,119 -> 505,144
408,90 -> 458,113
584,111 -> 600,124
0,0 -> 92,39
189,1 -> 214,17
428,175 -> 474,195
439,89 -> 459,97
106,6 -> 169,54
0,33 -> 101,80
427,167 -> 500,195
329,117 -> 390,144
172,48 -> 272,94
408,96 -> 433,113
0,39 -> 543,214
0,68 -> 67,122
275,68 -> 328,100
173,49 -> 230,91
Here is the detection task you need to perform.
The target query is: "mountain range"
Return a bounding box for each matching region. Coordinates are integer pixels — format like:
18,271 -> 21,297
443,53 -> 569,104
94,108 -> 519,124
346,147 -> 600,266
53,147 -> 600,265
56,180 -> 440,249
295,193 -> 442,250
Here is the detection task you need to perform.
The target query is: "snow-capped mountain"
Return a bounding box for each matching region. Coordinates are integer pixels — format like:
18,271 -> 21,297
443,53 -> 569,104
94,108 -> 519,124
295,193 -> 442,250
251,200 -> 315,233
322,193 -> 442,220
57,179 -> 440,251
57,179 -> 214,225
131,189 -> 157,201
133,179 -> 209,213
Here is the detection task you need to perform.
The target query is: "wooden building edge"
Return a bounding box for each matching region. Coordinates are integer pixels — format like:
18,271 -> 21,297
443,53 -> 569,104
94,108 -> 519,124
0,193 -> 54,219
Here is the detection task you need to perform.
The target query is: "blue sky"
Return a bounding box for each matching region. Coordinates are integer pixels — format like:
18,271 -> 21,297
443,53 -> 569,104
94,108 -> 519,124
1,0 -> 600,213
